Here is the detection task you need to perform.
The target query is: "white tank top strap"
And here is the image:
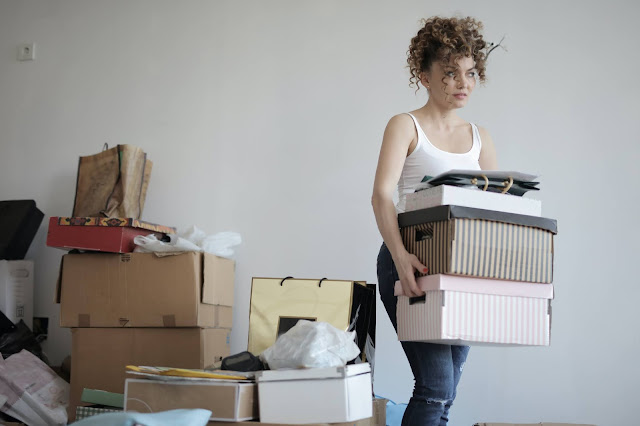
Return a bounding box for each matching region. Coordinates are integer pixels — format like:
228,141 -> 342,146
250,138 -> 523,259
404,113 -> 425,151
470,122 -> 482,153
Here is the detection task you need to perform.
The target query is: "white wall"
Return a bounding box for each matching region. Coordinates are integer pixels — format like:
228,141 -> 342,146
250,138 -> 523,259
1,1 -> 638,425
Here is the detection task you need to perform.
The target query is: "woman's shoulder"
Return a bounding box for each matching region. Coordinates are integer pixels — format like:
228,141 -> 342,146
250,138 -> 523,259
388,112 -> 415,126
385,113 -> 416,135
473,124 -> 492,140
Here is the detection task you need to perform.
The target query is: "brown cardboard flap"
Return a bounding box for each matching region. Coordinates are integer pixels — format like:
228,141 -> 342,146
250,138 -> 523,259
399,205 -> 557,234
202,255 -> 235,306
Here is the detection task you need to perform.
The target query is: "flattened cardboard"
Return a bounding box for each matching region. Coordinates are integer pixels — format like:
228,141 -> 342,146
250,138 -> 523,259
203,254 -> 235,306
57,251 -> 234,327
399,205 -> 556,283
68,327 -> 230,422
125,379 -> 257,421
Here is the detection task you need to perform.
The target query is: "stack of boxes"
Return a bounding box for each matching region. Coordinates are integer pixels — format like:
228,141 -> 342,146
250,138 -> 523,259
49,220 -> 236,421
396,183 -> 557,346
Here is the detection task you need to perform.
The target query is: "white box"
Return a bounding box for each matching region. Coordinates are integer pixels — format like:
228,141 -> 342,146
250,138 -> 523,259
395,275 -> 553,346
405,185 -> 542,216
255,363 -> 372,424
0,260 -> 34,329
124,378 -> 257,421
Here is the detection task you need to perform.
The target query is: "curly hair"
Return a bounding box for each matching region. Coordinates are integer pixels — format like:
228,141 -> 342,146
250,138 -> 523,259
407,16 -> 488,90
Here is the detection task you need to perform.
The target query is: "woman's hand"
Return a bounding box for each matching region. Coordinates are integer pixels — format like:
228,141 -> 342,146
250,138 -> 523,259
393,249 -> 428,297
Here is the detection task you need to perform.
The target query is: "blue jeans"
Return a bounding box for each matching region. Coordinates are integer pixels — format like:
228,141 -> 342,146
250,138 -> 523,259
377,243 -> 470,426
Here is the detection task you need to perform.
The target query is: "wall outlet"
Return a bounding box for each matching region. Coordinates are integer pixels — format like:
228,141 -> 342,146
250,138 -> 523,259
17,43 -> 35,61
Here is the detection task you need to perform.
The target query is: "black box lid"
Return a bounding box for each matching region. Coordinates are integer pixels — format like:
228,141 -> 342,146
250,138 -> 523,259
398,205 -> 557,234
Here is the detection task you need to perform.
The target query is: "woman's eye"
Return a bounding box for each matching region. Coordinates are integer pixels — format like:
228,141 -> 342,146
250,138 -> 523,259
445,71 -> 456,77
468,71 -> 477,78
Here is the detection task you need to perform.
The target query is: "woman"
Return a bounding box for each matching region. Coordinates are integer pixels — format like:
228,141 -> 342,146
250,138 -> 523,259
371,16 -> 498,425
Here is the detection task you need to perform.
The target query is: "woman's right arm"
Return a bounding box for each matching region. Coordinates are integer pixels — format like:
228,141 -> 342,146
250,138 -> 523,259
372,114 -> 428,297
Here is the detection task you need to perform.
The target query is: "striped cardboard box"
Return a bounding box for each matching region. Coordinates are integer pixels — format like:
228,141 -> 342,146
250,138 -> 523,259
399,205 -> 557,283
395,275 -> 553,346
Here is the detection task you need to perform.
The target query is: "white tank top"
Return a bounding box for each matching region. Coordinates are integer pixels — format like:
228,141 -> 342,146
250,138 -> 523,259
396,113 -> 482,213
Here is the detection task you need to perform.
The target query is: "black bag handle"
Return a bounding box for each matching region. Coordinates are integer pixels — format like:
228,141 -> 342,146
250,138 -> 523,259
280,277 -> 327,287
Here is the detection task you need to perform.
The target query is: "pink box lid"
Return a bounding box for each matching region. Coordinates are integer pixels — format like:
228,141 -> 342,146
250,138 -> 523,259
394,274 -> 553,299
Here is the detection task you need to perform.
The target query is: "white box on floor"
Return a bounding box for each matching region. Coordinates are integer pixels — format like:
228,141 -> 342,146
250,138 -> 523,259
255,363 -> 372,424
405,185 -> 542,216
0,260 -> 34,329
395,275 -> 553,346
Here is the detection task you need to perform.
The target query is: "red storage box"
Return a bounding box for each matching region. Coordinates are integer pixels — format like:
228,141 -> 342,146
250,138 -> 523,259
46,216 -> 175,253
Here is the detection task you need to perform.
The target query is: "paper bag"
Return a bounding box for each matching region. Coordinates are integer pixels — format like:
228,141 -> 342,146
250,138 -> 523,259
72,144 -> 152,219
248,277 -> 374,359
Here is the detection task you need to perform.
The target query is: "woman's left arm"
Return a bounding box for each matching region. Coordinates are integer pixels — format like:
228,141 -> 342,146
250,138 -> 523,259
477,126 -> 498,170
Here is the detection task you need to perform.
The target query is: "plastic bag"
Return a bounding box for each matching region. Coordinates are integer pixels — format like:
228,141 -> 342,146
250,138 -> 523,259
260,320 -> 360,369
134,226 -> 241,258
0,320 -> 49,365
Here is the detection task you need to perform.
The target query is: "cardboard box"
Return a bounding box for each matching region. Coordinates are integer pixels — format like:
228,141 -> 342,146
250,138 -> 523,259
399,205 -> 557,283
255,364 -> 372,424
57,251 -> 234,327
371,397 -> 386,426
0,260 -> 33,329
46,216 -> 175,253
125,378 -> 257,421
69,327 -> 230,422
395,275 -> 553,346
405,185 -> 542,216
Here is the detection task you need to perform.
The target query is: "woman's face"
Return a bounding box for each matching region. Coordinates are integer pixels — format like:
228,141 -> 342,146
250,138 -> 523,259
422,56 -> 477,108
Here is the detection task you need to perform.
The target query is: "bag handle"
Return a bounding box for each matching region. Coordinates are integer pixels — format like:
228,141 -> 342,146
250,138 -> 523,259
470,174 -> 489,191
500,176 -> 514,194
280,277 -> 328,287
